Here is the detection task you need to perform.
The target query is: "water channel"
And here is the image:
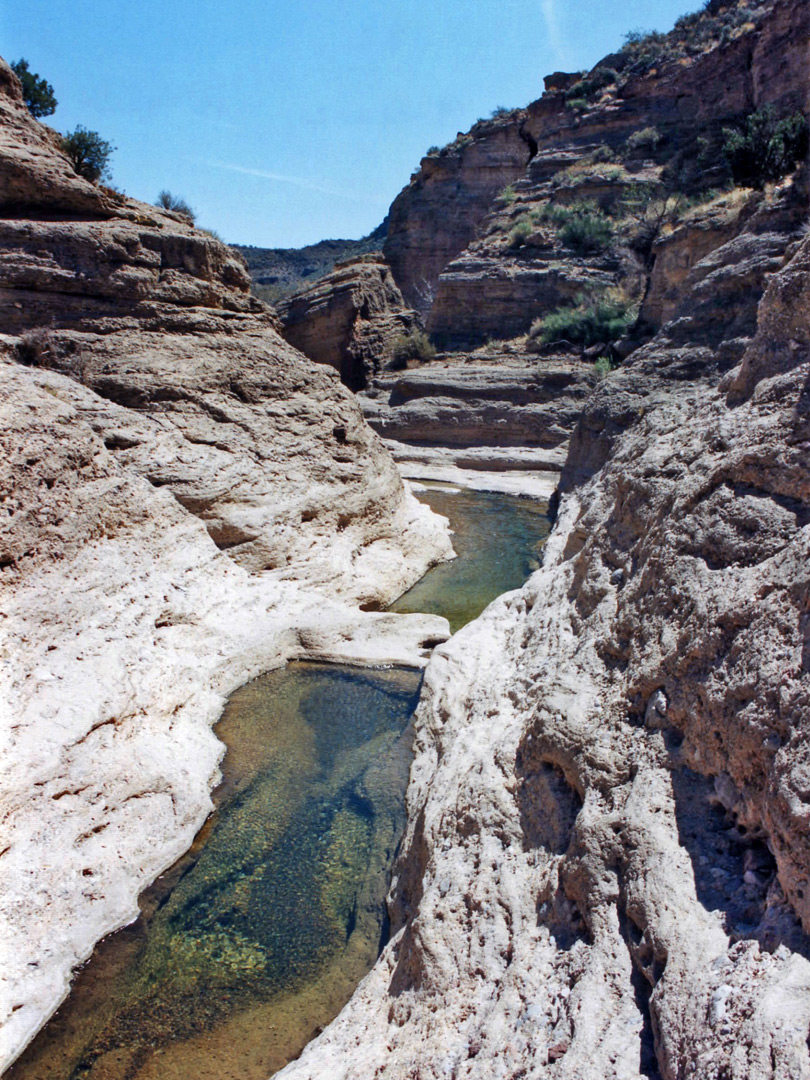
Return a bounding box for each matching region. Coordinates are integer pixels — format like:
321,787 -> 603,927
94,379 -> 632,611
9,484 -> 551,1080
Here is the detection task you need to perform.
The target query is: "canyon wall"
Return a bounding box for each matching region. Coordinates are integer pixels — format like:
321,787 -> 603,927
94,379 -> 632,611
0,59 -> 452,1070
277,2 -> 810,1077
278,256 -> 420,389
280,168 -> 810,1080
3,0 -> 810,1074
383,117 -> 537,311
423,0 -> 810,350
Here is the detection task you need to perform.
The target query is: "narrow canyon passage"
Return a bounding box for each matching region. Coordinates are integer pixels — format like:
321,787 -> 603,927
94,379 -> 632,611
8,486 -> 550,1080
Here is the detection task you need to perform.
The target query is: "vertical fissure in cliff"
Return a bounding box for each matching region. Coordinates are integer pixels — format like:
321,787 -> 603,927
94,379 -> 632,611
519,124 -> 538,163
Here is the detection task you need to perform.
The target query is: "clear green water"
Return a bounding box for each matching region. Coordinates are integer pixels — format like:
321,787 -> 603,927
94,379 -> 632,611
391,486 -> 551,634
9,486 -> 549,1080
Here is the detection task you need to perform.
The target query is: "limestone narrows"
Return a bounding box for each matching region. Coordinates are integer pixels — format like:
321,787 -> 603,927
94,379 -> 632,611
7,486 -> 549,1080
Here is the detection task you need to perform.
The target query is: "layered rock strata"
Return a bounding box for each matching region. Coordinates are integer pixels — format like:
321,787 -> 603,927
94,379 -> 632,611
425,171 -> 646,350
389,0 -> 809,337
279,180 -> 810,1080
361,356 -> 591,450
278,255 -> 420,389
384,117 -> 538,311
0,58 -> 452,1070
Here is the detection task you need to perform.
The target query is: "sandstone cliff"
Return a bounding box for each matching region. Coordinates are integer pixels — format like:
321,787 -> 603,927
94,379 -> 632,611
390,0 -> 809,345
0,59 -> 452,1071
279,168 -> 810,1080
384,116 -> 538,312
278,255 -> 420,389
274,2 -> 810,1077
4,0 -> 810,1073
281,0 -> 809,500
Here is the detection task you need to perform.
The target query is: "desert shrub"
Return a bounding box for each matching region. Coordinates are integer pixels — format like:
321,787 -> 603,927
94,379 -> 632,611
565,67 -> 618,105
425,145 -> 441,156
586,144 -> 616,164
566,97 -> 589,113
620,28 -> 673,73
156,190 -> 196,221
490,106 -> 514,119
538,202 -> 573,225
617,183 -> 689,254
509,218 -> 533,247
11,58 -> 56,117
497,184 -> 517,205
674,10 -> 702,33
559,210 -> 613,253
60,126 -> 115,183
626,126 -> 663,152
722,108 -> 809,188
16,327 -> 55,367
594,355 -> 614,378
531,291 -> 635,346
389,330 -> 436,369
538,201 -> 614,253
16,328 -> 88,381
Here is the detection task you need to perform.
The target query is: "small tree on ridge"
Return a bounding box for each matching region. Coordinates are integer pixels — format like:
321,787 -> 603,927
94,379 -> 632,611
11,58 -> 57,118
60,126 -> 115,183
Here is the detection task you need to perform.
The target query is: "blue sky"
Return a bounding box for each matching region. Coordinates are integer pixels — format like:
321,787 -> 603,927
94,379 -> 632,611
4,0 -> 697,248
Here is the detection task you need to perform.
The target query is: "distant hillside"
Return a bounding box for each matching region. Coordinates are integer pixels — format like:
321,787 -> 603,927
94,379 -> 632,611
233,219 -> 387,304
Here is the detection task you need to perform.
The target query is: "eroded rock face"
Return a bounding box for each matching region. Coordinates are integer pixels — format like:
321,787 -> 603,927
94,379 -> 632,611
383,118 -> 537,311
390,0 -> 810,341
277,256 -> 420,389
278,194 -> 810,1080
0,57 -> 453,1070
360,354 -> 594,457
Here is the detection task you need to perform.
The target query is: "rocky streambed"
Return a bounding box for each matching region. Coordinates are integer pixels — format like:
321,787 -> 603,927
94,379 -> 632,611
7,485 -> 551,1080
4,1 -> 810,1075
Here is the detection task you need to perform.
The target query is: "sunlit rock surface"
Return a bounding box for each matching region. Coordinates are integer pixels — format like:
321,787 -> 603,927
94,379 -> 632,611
0,56 -> 452,1070
278,191 -> 810,1080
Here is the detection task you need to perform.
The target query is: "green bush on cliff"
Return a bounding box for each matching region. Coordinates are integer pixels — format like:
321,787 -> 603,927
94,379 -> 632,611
620,28 -> 672,73
560,211 -> 613,253
531,291 -> 635,347
565,67 -> 618,105
509,217 -> 533,247
11,58 -> 57,118
389,330 -> 436,369
594,355 -> 614,379
626,126 -> 663,153
585,144 -> 616,164
722,108 -> 809,188
156,190 -> 196,222
60,126 -> 115,183
539,201 -> 614,254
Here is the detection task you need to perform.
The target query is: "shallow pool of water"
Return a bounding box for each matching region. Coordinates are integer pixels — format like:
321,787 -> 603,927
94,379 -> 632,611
10,486 -> 550,1080
391,485 -> 551,633
9,664 -> 422,1080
